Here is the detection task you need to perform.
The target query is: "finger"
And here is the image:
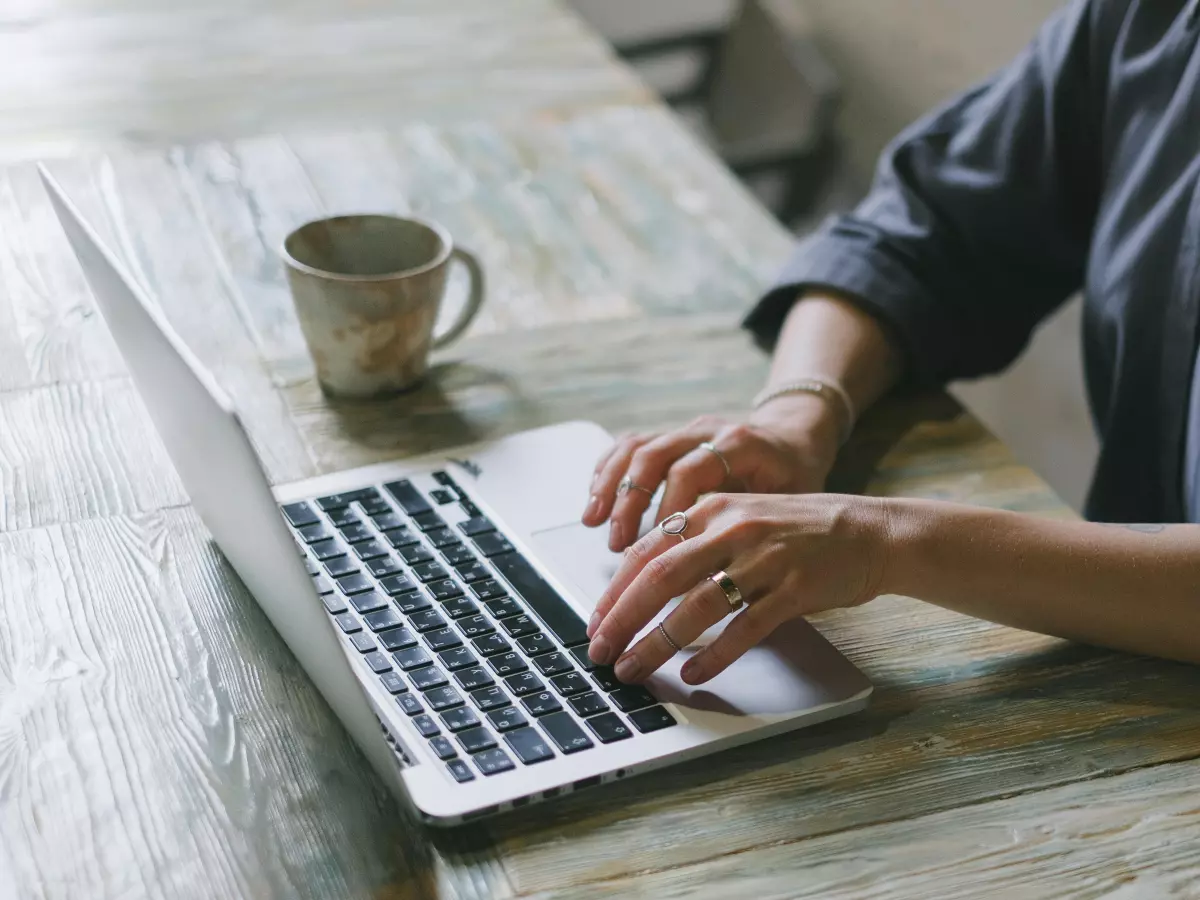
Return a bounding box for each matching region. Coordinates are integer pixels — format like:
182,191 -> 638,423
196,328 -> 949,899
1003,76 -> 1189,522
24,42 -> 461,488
679,597 -> 784,685
583,434 -> 652,527
608,430 -> 717,551
612,575 -> 736,684
655,448 -> 730,525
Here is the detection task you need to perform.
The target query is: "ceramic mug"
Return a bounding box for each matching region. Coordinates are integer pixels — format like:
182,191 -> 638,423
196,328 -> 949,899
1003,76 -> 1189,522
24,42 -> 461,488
282,214 -> 484,397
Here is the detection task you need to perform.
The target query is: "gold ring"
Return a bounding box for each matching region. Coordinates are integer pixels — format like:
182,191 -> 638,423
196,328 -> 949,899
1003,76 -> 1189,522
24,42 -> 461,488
709,570 -> 744,612
698,441 -> 732,480
657,621 -> 682,653
618,475 -> 654,497
659,511 -> 688,543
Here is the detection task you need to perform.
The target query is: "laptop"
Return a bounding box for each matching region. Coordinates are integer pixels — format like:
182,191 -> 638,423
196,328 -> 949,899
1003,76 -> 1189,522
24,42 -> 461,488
39,164 -> 872,825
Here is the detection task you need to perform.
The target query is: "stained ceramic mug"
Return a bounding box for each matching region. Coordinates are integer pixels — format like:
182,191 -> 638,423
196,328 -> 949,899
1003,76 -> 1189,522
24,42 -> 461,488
282,214 -> 485,397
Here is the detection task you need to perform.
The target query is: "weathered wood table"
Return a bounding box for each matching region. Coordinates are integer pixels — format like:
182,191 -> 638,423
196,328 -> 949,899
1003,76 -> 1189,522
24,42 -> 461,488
3,1 -> 1200,897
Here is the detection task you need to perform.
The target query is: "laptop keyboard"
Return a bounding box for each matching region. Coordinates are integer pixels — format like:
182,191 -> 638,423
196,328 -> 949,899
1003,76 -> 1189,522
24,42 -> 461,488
282,471 -> 675,784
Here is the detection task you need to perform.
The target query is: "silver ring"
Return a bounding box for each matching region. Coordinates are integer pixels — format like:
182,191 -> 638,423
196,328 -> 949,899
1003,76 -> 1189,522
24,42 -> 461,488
657,621 -> 682,653
709,570 -> 744,612
618,475 -> 654,497
659,511 -> 688,543
699,441 -> 732,480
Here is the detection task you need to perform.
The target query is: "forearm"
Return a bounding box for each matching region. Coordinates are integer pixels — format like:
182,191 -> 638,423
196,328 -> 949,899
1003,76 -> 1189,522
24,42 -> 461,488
885,501 -> 1200,663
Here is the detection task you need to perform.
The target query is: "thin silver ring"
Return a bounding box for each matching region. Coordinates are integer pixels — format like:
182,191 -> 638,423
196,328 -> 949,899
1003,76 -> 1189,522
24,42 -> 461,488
709,570 -> 744,612
657,621 -> 682,653
618,475 -> 654,497
699,441 -> 732,480
659,511 -> 688,543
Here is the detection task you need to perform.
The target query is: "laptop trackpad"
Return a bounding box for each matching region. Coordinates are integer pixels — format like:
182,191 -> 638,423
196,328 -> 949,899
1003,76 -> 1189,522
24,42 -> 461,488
528,522 -> 865,718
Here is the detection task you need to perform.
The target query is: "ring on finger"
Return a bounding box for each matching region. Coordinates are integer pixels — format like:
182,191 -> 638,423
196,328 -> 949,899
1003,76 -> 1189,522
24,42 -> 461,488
657,621 -> 682,654
698,441 -> 732,480
709,569 -> 744,612
659,510 -> 688,543
618,475 -> 654,497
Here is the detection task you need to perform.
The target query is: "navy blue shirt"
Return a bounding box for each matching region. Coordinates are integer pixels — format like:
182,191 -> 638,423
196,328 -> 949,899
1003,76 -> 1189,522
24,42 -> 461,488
745,0 -> 1200,523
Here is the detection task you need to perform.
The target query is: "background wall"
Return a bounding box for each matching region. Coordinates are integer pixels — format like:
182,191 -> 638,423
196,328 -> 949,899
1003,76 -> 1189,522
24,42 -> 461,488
569,0 -> 1098,511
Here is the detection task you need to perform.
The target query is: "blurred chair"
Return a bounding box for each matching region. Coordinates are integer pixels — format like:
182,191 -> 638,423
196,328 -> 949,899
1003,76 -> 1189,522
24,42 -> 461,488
610,0 -> 842,226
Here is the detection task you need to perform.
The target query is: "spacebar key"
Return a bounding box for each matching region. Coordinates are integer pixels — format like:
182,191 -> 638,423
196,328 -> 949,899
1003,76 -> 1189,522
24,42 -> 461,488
491,552 -> 589,647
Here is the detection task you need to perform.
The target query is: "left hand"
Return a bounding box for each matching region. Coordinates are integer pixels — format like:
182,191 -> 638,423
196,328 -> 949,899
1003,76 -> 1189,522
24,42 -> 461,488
586,492 -> 894,685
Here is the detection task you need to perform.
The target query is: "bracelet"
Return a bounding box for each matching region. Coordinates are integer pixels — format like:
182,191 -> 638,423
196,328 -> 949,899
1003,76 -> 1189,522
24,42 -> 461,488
752,378 -> 856,444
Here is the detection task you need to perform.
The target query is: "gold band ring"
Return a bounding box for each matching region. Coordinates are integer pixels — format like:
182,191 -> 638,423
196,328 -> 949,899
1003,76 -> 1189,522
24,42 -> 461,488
709,570 -> 744,612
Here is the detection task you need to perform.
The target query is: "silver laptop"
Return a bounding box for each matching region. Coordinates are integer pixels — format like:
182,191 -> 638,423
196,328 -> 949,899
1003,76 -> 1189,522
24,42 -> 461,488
40,164 -> 871,825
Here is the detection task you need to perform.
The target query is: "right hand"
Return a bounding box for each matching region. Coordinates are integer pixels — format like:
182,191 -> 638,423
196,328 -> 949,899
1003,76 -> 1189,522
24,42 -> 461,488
582,393 -> 844,551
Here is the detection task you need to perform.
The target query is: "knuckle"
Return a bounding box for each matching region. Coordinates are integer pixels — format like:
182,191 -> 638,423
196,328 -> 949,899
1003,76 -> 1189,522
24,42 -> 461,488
690,414 -> 723,432
721,423 -> 756,446
640,555 -> 675,591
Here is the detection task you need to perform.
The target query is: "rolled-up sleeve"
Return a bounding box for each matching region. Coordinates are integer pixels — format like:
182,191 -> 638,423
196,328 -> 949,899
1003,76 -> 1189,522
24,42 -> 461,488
744,0 -> 1104,384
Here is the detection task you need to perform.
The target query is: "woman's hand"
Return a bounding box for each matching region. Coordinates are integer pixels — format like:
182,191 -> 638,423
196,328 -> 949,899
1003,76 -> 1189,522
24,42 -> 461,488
582,394 -> 844,552
585,492 -> 895,685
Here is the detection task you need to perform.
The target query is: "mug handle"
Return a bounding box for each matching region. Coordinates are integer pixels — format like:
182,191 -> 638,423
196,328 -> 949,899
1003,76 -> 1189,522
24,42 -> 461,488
431,247 -> 485,350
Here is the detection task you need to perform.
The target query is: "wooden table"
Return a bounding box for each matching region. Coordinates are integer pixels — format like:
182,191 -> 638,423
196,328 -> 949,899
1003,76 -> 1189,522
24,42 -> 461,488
3,2 -> 1200,898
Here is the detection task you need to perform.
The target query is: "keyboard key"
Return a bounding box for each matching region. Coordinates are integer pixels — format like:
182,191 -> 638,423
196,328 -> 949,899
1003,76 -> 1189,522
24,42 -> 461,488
409,666 -> 449,691
412,561 -> 449,583
472,748 -> 515,776
499,615 -> 540,638
628,705 -> 677,733
385,480 -> 431,515
471,686 -> 509,711
505,672 -> 544,697
373,511 -> 407,531
349,591 -> 389,614
337,572 -> 374,595
412,714 -> 440,737
339,522 -> 373,544
312,577 -> 333,600
485,596 -> 521,619
430,488 -> 456,505
317,493 -> 353,511
429,736 -> 457,760
324,556 -> 359,579
458,516 -> 496,537
424,686 -> 464,712
458,615 -> 495,639
432,470 -> 457,487
409,610 -> 447,633
488,706 -> 528,732
550,672 -> 590,696
396,694 -> 423,716
441,596 -> 478,619
609,686 -> 657,713
380,627 -> 418,651
326,507 -> 361,529
539,711 -> 594,754
334,613 -> 361,634
392,647 -> 433,670
487,652 -> 528,678
457,726 -> 497,754
472,634 -> 511,657
446,759 -> 475,782
426,527 -> 459,549
442,544 -> 477,567
471,579 -> 508,601
568,692 -> 609,717
533,653 -> 573,677
571,646 -> 599,672
322,593 -> 348,614
366,556 -> 404,578
456,561 -> 490,584
393,592 -> 433,615
350,633 -> 377,653
521,691 -> 562,717
491,552 -> 589,646
354,540 -> 389,562
400,545 -> 435,566
361,496 -> 392,518
283,502 -> 320,528
311,539 -> 347,562
304,557 -> 320,576
517,633 -> 555,657
439,647 -> 477,671
460,500 -> 482,517
298,522 -> 335,544
385,527 -> 420,548
430,580 -> 466,603
412,511 -> 447,532
592,667 -> 621,692
440,706 -> 481,732
455,667 -> 495,691
380,671 -> 408,694
379,574 -> 418,596
424,628 -> 462,652
586,712 -> 633,743
363,607 -> 404,632
504,727 -> 555,765
363,651 -> 392,674
473,532 -> 515,557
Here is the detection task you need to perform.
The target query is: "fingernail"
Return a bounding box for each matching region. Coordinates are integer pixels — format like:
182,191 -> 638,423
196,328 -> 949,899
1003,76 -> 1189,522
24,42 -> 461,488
587,609 -> 602,638
681,660 -> 702,684
615,654 -> 642,683
588,634 -> 612,665
583,494 -> 600,523
609,520 -> 624,550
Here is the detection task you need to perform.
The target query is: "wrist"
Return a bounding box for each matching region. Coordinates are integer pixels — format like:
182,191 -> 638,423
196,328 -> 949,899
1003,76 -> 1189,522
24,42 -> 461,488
749,393 -> 842,471
871,498 -> 960,598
